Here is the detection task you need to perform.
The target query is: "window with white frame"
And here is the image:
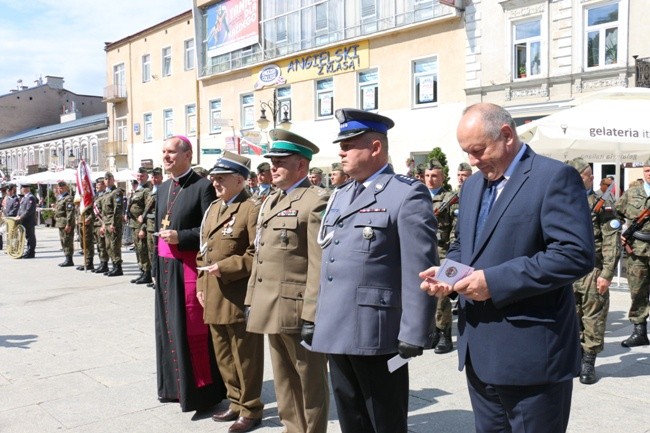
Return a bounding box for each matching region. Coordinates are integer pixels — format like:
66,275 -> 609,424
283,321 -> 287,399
162,46 -> 172,77
413,57 -> 437,106
116,119 -> 128,143
277,86 -> 292,124
585,2 -> 619,68
142,54 -> 151,82
210,99 -> 223,133
91,142 -> 98,165
316,78 -> 334,118
513,19 -> 541,79
114,63 -> 126,96
38,149 -> 44,165
359,69 -> 379,111
163,109 -> 174,138
184,39 -> 195,70
241,94 -> 255,130
144,113 -> 153,142
186,104 -> 197,136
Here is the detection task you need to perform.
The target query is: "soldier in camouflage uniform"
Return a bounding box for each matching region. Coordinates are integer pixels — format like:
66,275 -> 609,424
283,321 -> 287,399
141,167 -> 163,288
92,178 -> 110,274
567,158 -> 621,384
75,194 -> 95,271
54,181 -> 76,267
100,172 -> 124,277
449,162 -> 473,244
127,167 -> 152,284
425,159 -> 456,353
615,158 -> 650,348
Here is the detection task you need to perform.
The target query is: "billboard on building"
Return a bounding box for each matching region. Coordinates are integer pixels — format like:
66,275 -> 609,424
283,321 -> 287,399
205,0 -> 259,58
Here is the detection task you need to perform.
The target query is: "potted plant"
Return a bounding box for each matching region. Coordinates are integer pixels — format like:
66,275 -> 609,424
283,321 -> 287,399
518,65 -> 527,78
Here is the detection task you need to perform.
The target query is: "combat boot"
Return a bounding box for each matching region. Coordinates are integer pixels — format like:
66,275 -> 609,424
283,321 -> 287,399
106,261 -> 123,277
58,255 -> 74,267
434,326 -> 453,354
93,261 -> 109,274
135,270 -> 153,285
130,270 -> 144,284
621,323 -> 650,347
77,260 -> 94,271
579,352 -> 597,385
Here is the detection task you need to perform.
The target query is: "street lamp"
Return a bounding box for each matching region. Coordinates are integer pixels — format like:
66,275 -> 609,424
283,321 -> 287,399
257,88 -> 291,130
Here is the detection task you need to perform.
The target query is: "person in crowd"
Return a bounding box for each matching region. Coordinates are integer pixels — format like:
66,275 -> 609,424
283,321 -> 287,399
128,167 -> 152,284
196,151 -> 264,433
425,158 -> 456,354
16,183 -> 37,259
76,192 -> 95,271
420,103 -> 594,433
154,135 -> 225,412
0,182 -> 5,250
328,162 -> 349,188
141,167 -> 163,288
54,181 -> 75,267
253,162 -> 274,200
92,178 -> 110,274
308,167 -> 325,187
566,158 -> 620,384
246,171 -> 258,196
100,172 -> 124,276
193,165 -> 210,178
615,158 -> 650,348
306,108 -> 437,433
413,164 -> 425,182
246,129 -> 330,433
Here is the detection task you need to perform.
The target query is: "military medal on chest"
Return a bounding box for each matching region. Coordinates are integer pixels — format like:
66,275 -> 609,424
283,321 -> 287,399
222,216 -> 236,236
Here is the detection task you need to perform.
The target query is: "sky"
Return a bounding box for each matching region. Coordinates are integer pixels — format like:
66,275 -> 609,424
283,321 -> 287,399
0,0 -> 192,96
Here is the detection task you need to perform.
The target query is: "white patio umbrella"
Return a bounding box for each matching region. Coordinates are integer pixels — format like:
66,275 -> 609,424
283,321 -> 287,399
16,168 -> 77,185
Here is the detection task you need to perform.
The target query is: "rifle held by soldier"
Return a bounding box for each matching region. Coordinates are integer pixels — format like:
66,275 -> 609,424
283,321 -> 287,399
434,192 -> 459,217
621,207 -> 650,254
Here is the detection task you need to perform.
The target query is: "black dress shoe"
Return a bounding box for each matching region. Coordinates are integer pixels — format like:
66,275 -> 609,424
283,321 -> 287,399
212,409 -> 239,422
158,397 -> 179,403
229,417 -> 261,432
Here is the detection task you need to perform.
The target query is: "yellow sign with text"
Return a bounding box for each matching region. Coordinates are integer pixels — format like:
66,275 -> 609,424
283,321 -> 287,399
253,41 -> 369,88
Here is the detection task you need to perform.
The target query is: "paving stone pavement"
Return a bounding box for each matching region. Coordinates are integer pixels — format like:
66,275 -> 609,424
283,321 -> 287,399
0,226 -> 648,432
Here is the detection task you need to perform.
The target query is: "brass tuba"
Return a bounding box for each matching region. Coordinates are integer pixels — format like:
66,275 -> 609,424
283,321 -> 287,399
4,216 -> 26,258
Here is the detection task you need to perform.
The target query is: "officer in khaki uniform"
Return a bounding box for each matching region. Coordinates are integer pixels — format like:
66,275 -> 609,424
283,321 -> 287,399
128,167 -> 152,284
196,152 -> 264,433
141,167 -> 163,287
615,158 -> 650,348
55,181 -> 76,267
566,158 -> 621,384
425,159 -> 456,353
246,129 -> 330,433
92,178 -> 109,274
100,172 -> 124,276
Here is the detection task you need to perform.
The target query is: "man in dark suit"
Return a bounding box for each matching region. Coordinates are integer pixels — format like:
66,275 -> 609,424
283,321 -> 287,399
16,183 -> 37,258
307,108 -> 438,433
421,103 -> 594,433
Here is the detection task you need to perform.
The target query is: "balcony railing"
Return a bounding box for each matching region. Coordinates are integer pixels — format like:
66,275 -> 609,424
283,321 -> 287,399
103,84 -> 127,103
105,141 -> 128,156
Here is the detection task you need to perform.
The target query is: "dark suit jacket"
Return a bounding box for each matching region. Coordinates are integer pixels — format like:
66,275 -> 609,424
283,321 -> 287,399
448,146 -> 594,386
18,193 -> 37,227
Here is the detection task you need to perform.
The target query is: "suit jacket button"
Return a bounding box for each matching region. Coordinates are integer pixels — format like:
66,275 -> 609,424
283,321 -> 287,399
258,277 -> 262,282
338,222 -> 343,227
327,276 -> 333,281
208,247 -> 213,252
263,223 -> 268,228
260,241 -> 265,246
379,299 -> 386,305
258,259 -> 263,264
329,257 -> 335,262
334,240 -> 340,245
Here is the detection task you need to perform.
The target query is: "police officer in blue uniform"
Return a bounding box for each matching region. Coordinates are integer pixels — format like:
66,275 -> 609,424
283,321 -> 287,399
305,108 -> 439,433
16,183 -> 38,258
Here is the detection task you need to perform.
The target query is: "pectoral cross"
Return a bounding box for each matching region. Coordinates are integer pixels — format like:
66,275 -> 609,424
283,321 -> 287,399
161,213 -> 171,230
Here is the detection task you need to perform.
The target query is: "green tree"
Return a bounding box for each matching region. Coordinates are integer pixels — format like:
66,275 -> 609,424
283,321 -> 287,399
427,147 -> 451,190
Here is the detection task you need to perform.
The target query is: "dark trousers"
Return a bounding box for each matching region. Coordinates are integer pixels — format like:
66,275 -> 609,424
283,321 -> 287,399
23,223 -> 36,256
466,356 -> 573,433
328,353 -> 409,433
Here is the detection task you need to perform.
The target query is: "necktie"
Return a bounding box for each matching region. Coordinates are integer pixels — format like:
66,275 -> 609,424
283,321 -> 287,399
218,201 -> 227,217
475,177 -> 503,243
351,181 -> 365,202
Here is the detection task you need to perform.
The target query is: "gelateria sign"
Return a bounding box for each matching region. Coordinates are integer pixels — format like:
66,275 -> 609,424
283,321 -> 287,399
253,41 -> 369,88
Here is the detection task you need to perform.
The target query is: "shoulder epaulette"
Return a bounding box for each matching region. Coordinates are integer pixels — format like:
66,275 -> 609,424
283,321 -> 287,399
394,174 -> 417,185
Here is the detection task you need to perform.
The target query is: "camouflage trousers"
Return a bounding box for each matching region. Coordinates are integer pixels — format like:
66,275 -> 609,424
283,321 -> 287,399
94,225 -> 109,263
78,222 -> 94,266
434,247 -> 452,330
573,268 -> 610,355
147,230 -> 155,267
625,254 -> 650,324
58,227 -> 74,256
133,228 -> 150,272
105,226 -> 123,264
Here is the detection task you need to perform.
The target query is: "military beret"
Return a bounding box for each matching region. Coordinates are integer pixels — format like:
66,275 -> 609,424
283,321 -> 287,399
265,129 -> 319,161
105,171 -> 114,179
192,166 -> 209,177
458,162 -> 472,172
57,180 -> 67,187
257,162 -> 271,172
95,177 -> 105,183
152,167 -> 163,176
209,151 -> 251,178
331,163 -> 344,172
248,171 -> 257,179
309,167 -> 323,175
333,108 -> 395,143
427,159 -> 443,170
137,166 -> 148,174
565,158 -> 590,173
0,183 -> 6,190
415,164 -> 426,175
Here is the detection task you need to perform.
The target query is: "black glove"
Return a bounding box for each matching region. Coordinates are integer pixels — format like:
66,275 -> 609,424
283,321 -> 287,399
244,306 -> 251,323
301,321 -> 315,346
397,341 -> 423,359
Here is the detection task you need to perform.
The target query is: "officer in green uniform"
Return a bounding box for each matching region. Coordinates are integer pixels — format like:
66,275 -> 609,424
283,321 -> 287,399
615,158 -> 650,348
128,167 -> 152,284
75,194 -> 95,271
55,181 -> 76,267
92,177 -> 110,274
425,159 -> 456,353
449,163 -> 472,244
101,172 -> 124,277
567,158 -> 621,384
141,167 -> 163,288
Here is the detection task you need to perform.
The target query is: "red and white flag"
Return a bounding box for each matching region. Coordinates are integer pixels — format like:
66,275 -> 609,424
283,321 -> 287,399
76,160 -> 94,215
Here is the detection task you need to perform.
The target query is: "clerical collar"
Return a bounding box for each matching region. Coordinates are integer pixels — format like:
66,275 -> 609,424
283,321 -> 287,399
284,176 -> 308,194
172,167 -> 193,182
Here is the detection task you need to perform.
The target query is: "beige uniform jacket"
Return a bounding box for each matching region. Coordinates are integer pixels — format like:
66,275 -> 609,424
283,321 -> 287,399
196,191 -> 261,325
246,179 -> 329,334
